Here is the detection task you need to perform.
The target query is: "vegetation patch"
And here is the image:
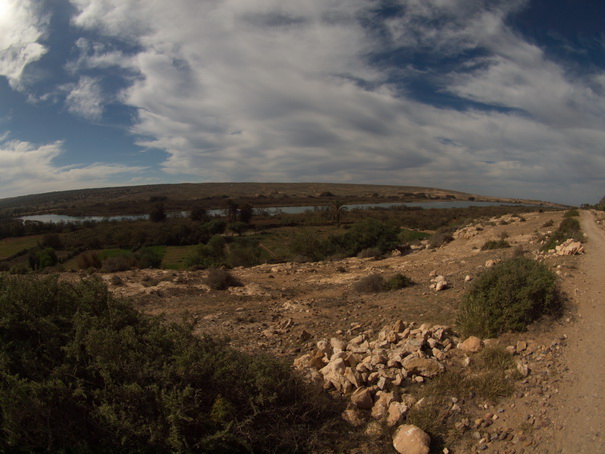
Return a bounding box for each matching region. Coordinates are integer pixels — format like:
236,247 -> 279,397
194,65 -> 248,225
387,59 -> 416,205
0,274 -> 340,452
205,268 -> 242,290
353,273 -> 385,293
384,273 -> 415,290
540,216 -> 583,251
480,239 -> 511,250
456,257 -> 563,338
353,273 -> 414,293
406,346 -> 517,448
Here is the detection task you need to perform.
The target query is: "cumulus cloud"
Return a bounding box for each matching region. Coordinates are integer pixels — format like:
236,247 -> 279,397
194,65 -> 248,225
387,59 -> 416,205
63,76 -> 105,120
0,0 -> 48,89
14,0 -> 602,204
0,135 -> 146,197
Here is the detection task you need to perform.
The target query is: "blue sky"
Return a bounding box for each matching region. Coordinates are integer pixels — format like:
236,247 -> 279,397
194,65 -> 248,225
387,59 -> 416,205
1,0 -> 604,205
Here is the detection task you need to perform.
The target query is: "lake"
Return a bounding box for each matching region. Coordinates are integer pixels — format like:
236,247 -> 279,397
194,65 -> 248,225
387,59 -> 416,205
19,200 -> 520,224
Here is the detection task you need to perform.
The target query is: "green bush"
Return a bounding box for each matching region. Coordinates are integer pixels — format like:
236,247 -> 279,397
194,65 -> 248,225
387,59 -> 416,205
457,257 -> 563,337
564,209 -> 580,218
186,235 -> 227,269
384,273 -> 415,290
342,219 -> 400,256
540,217 -> 582,251
0,275 -> 339,452
480,239 -> 511,250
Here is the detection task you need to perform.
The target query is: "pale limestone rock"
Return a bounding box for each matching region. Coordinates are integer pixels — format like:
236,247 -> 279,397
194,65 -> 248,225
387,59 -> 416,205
459,336 -> 483,353
516,360 -> 530,377
392,424 -> 431,454
351,387 -> 374,410
402,356 -> 444,378
371,391 -> 397,420
331,337 -> 347,354
387,402 -> 409,427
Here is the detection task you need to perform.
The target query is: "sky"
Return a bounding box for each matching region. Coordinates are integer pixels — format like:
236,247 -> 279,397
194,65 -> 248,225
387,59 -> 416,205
1,0 -> 604,206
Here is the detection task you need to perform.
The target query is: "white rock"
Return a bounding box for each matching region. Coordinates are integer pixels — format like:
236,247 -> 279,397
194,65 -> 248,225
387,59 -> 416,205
392,424 -> 431,454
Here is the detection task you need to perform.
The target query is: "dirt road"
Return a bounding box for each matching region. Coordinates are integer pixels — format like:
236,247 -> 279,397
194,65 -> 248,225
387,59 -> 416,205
552,211 -> 605,452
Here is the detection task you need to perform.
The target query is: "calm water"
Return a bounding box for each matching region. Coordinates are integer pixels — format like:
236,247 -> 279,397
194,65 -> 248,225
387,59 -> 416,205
19,200 -> 518,224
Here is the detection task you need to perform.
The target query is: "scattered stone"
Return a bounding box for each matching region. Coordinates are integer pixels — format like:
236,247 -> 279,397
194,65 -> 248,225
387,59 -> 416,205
351,387 -> 374,410
392,424 -> 431,454
459,336 -> 483,353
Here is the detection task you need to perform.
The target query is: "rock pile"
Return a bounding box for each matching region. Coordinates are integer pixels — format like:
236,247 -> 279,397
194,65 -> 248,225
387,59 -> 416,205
554,239 -> 584,256
294,321 -> 462,431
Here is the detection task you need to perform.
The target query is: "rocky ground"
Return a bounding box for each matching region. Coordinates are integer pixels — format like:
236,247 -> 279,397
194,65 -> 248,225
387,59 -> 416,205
80,208 -> 604,453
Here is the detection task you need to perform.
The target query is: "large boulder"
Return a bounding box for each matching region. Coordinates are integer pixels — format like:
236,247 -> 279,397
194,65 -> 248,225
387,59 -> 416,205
458,336 -> 482,353
392,424 -> 431,454
402,356 -> 444,378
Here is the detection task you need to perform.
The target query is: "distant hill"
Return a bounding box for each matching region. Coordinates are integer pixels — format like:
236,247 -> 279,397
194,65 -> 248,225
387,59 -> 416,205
0,182 -> 561,217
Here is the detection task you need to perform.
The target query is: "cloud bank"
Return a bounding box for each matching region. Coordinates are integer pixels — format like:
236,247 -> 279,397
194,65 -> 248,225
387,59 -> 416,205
2,0 -> 605,204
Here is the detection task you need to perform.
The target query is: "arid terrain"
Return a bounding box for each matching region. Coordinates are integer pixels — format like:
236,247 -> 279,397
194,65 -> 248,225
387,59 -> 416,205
73,207 -> 605,453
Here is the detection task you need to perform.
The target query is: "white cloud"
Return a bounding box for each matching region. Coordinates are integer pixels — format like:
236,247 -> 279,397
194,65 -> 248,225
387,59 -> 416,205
62,0 -> 605,205
0,134 -> 147,198
0,0 -> 48,89
63,76 -> 104,120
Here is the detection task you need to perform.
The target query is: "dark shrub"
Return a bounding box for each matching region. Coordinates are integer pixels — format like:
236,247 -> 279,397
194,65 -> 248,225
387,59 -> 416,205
564,209 -> 580,218
429,226 -> 455,248
353,274 -> 385,293
149,203 -> 167,222
457,257 -> 563,337
206,268 -> 242,290
101,254 -> 134,272
343,219 -> 400,256
384,273 -> 415,290
77,252 -> 102,270
480,239 -> 511,250
0,275 -> 339,452
228,240 -> 264,268
28,247 -> 58,270
186,235 -> 227,269
134,247 -> 163,269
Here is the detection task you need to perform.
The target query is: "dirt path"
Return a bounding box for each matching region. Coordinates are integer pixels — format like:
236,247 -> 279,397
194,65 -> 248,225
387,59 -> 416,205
552,211 -> 605,452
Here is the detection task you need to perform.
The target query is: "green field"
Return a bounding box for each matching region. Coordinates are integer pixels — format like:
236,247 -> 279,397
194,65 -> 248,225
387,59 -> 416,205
0,235 -> 42,260
162,245 -> 197,270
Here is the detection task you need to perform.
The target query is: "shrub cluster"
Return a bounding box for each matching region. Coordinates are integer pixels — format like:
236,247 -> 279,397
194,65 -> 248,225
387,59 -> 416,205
353,273 -> 414,293
457,257 -> 563,338
0,275 -> 339,452
480,239 -> 511,250
540,216 -> 583,251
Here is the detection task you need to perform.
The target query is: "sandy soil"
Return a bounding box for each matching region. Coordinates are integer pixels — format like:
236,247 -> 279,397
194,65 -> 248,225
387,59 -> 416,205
87,208 -> 604,452
549,211 -> 605,453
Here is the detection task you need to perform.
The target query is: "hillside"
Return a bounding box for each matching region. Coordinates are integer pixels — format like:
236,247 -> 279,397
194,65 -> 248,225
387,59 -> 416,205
85,208 -> 600,452
0,182 -> 561,217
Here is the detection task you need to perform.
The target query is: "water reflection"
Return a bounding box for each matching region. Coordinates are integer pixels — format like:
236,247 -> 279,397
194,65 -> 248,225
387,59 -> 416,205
19,200 -> 517,224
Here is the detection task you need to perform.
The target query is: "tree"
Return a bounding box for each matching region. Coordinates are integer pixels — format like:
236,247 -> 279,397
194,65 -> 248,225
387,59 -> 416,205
327,200 -> 347,228
225,199 -> 239,223
190,206 -> 209,222
239,203 -> 254,224
149,203 -> 167,222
